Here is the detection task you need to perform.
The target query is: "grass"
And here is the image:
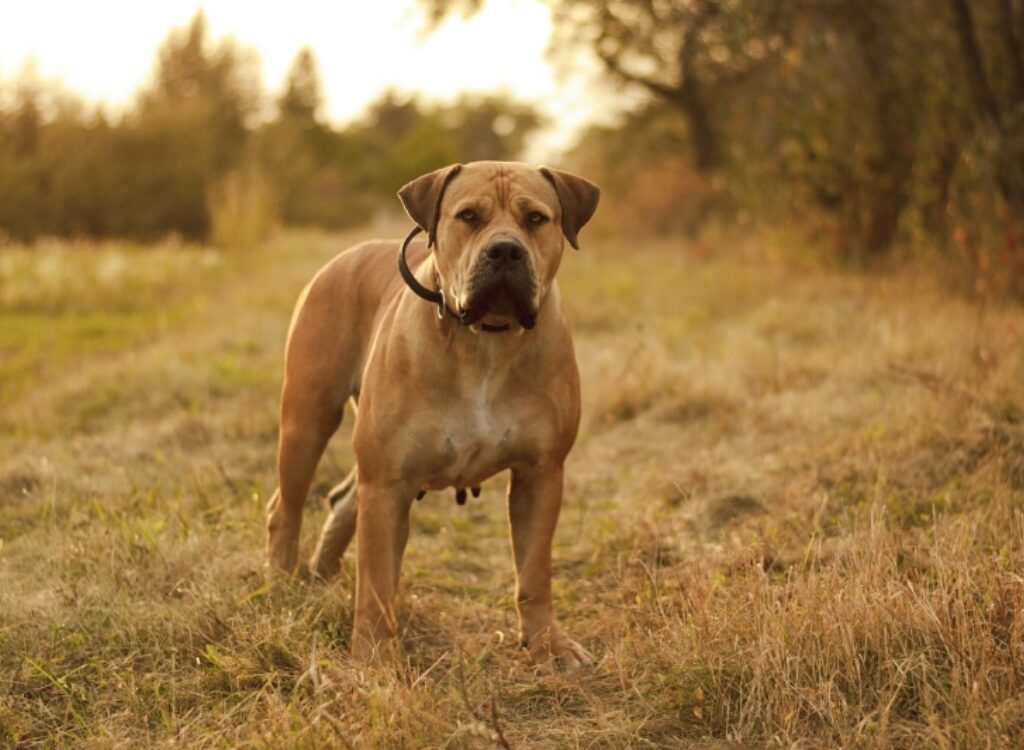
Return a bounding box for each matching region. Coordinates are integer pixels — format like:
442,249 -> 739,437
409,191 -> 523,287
1,227 -> 1023,748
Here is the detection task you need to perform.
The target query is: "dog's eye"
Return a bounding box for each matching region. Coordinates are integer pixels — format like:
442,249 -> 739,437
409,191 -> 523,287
527,211 -> 548,225
457,209 -> 477,224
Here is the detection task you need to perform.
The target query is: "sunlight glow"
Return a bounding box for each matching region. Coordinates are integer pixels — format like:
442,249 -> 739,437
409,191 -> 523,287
0,0 -> 604,157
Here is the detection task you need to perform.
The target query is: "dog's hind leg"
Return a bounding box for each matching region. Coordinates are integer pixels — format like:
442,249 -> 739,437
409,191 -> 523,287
266,393 -> 343,573
310,466 -> 359,580
324,466 -> 358,508
266,281 -> 356,573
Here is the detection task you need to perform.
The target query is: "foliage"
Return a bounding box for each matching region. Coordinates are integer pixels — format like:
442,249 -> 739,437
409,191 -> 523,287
4,2 -> 1024,272
207,165 -> 279,251
0,12 -> 543,247
425,0 -> 1024,266
566,103 -> 729,237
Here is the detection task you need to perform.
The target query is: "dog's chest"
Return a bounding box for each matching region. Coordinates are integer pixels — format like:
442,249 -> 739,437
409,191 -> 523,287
422,380 -> 517,490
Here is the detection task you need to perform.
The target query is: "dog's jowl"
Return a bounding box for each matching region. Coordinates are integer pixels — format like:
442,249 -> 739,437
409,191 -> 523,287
265,161 -> 599,670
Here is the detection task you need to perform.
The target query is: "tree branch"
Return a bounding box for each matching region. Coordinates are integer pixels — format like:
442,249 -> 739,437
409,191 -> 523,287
596,43 -> 681,101
997,0 -> 1024,103
949,0 -> 1003,123
676,0 -> 721,88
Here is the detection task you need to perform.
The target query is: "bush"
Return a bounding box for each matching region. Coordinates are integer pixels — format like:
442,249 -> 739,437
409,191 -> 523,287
207,166 -> 278,251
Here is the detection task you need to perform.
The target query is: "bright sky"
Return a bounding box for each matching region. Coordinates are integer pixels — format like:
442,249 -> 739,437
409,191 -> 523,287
0,0 -> 613,158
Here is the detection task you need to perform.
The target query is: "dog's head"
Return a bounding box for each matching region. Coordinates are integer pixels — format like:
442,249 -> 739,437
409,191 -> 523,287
398,161 -> 600,329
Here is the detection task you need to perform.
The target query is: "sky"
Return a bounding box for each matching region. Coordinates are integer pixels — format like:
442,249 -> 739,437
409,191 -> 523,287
0,0 -> 617,158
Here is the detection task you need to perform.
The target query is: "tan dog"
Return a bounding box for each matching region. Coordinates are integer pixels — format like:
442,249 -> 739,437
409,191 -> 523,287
265,161 -> 600,669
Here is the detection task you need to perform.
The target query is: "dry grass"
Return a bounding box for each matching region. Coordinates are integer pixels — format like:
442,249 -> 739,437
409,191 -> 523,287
1,228 -> 1023,748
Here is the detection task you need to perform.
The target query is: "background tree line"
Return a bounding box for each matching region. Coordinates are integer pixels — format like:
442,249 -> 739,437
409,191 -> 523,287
427,0 -> 1023,291
3,2 -> 1024,291
0,13 -> 541,247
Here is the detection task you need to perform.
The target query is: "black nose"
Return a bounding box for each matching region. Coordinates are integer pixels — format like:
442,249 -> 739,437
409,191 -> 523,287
484,240 -> 525,266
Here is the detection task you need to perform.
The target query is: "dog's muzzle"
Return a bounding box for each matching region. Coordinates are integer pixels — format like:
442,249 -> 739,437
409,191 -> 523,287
460,238 -> 538,329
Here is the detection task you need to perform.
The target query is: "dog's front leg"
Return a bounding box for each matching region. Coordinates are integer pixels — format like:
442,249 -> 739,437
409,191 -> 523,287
508,466 -> 592,672
351,481 -> 412,661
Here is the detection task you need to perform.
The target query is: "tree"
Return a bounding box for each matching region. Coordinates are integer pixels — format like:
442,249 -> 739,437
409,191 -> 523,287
421,0 -> 1024,259
259,49 -> 332,227
278,47 -> 323,127
0,78 -> 45,239
948,0 -> 1024,214
423,0 -> 787,174
346,90 -> 545,199
768,0 -> 930,257
121,11 -> 262,238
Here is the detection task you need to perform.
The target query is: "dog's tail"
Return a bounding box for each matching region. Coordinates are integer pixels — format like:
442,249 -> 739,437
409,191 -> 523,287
324,466 -> 357,509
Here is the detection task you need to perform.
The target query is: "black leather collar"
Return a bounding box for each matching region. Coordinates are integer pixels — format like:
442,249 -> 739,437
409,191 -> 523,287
397,226 -> 511,333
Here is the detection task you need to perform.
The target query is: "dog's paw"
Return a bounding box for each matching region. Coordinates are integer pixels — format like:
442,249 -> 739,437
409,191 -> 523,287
264,555 -> 298,582
266,527 -> 302,576
524,627 -> 593,674
308,551 -> 342,583
548,637 -> 593,673
351,631 -> 402,666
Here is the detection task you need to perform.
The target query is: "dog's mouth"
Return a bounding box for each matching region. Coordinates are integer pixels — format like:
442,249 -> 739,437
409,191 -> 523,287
458,271 -> 538,330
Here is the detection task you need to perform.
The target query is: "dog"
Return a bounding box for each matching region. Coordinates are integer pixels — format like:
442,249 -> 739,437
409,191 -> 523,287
265,161 -> 600,670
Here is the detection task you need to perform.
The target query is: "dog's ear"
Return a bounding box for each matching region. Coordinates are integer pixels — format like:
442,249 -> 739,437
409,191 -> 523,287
398,164 -> 463,247
540,167 -> 600,250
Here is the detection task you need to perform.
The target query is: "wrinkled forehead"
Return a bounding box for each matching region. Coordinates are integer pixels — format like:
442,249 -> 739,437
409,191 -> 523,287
443,163 -> 559,214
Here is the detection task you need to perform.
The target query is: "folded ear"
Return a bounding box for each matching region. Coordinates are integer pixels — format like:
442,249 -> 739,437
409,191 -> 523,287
540,167 -> 601,250
397,164 -> 463,247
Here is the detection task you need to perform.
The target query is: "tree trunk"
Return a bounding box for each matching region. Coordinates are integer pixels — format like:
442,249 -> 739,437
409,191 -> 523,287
949,0 -> 1002,124
996,0 -> 1024,102
927,140 -> 961,241
863,172 -> 912,258
848,0 -> 916,257
950,0 -> 1024,216
676,81 -> 720,173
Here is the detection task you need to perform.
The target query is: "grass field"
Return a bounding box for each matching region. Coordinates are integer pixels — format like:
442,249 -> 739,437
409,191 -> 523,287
1,227 -> 1023,748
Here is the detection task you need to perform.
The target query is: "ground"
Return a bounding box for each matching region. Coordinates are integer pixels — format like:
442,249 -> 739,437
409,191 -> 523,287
1,227 -> 1023,748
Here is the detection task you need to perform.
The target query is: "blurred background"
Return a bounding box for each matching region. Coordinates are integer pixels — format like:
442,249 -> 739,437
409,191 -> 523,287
4,6 -> 1024,745
1,0 -> 1023,293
